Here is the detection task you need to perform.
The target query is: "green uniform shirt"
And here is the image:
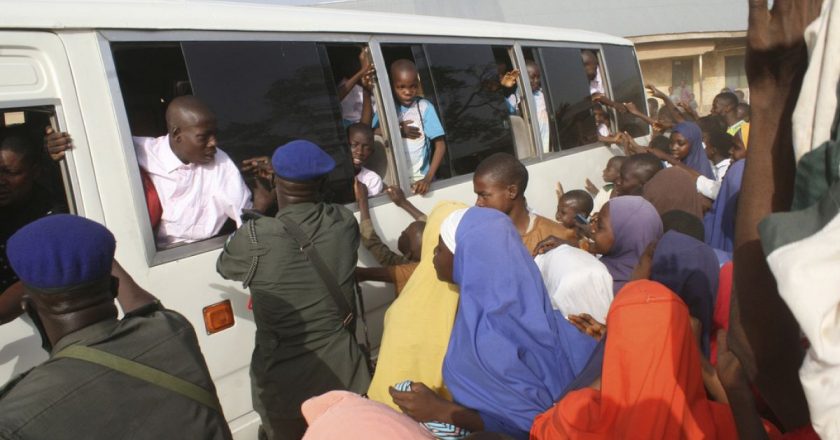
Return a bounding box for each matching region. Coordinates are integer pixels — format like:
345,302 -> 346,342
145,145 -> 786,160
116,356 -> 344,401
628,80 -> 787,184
0,302 -> 232,440
217,202 -> 370,439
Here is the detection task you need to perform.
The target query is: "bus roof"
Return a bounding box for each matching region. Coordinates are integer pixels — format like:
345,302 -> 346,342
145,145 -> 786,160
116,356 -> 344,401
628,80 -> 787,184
0,0 -> 631,46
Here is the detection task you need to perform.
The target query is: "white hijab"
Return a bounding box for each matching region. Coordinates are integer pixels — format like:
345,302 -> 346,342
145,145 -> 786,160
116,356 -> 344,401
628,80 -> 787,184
439,208 -> 468,254
534,244 -> 613,322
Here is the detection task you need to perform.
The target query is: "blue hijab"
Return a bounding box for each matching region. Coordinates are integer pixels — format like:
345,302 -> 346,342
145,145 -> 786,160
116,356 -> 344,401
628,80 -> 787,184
442,208 -> 596,439
674,122 -> 715,180
704,159 -> 745,253
650,230 -> 719,357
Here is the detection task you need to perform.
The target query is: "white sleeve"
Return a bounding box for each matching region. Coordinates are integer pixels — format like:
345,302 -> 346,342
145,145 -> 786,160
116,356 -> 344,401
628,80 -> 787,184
218,153 -> 253,227
696,175 -> 721,200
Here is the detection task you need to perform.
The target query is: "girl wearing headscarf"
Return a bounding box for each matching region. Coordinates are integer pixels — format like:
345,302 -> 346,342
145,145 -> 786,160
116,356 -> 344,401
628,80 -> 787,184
642,166 -> 709,220
649,230 -> 720,357
592,196 -> 663,294
390,207 -> 596,440
672,121 -> 715,179
367,201 -> 468,409
704,158 -> 745,254
534,244 -> 613,323
530,280 -> 738,439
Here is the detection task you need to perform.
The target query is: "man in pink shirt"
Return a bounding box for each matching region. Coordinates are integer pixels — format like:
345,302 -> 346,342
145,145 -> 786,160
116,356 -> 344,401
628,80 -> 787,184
133,96 -> 261,247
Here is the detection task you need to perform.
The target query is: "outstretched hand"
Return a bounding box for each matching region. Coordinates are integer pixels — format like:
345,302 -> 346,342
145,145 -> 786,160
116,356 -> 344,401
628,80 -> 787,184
533,235 -> 575,256
584,178 -> 599,196
568,313 -> 606,340
241,156 -> 273,180
646,84 -> 668,100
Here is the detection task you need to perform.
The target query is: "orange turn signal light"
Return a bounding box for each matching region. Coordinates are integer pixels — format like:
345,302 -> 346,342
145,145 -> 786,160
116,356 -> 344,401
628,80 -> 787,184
203,300 -> 234,335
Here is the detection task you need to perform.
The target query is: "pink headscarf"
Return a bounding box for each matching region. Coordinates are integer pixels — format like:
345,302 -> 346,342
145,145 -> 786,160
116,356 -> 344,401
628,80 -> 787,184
302,391 -> 434,440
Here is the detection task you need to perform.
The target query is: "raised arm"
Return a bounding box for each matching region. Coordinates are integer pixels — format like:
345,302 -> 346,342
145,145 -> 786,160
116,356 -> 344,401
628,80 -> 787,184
338,48 -> 374,102
646,85 -> 685,124
727,0 -> 823,430
386,186 -> 426,221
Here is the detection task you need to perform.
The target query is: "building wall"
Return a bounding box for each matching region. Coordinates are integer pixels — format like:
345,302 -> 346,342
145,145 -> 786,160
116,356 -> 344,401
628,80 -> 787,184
637,40 -> 746,116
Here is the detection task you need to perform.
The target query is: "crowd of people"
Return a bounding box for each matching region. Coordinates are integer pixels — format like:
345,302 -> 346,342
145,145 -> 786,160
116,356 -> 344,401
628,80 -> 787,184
0,0 -> 837,439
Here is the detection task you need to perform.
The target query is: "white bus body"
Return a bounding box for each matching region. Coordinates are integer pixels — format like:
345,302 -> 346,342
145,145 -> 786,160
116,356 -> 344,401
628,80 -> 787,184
0,2 -> 648,437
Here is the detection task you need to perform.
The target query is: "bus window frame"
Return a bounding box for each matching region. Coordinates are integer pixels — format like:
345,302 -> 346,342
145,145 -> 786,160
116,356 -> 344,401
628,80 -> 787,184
518,41 -> 609,161
599,45 -> 650,139
373,35 -> 530,195
0,101 -> 81,216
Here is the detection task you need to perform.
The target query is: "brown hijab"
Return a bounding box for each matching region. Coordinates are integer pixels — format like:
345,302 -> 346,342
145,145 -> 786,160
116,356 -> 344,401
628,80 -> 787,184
642,166 -> 708,220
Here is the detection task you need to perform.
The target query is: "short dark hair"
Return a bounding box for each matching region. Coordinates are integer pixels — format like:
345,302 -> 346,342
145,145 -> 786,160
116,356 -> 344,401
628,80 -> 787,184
475,152 -> 529,195
708,130 -> 735,159
623,153 -> 663,183
607,155 -> 627,169
562,189 -> 594,217
648,135 -> 670,154
661,210 -> 705,242
697,115 -> 727,134
0,124 -> 41,167
347,122 -> 374,140
714,92 -> 739,109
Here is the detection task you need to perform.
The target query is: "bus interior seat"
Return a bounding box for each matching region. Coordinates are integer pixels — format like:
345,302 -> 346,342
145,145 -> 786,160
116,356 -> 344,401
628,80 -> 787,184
366,134 -> 396,187
509,115 -> 534,159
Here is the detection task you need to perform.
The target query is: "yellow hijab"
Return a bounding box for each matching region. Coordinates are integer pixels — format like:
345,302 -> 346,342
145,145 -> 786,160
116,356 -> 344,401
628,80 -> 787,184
367,200 -> 467,409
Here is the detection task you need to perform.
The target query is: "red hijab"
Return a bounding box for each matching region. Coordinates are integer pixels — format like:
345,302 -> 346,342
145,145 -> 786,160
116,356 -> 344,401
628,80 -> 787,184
530,280 -> 737,439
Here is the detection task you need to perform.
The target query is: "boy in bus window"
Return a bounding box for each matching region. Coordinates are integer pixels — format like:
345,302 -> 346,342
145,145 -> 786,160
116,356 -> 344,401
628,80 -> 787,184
390,59 -> 446,196
338,47 -> 378,128
348,123 -> 383,197
583,50 -> 625,112
525,60 -> 551,153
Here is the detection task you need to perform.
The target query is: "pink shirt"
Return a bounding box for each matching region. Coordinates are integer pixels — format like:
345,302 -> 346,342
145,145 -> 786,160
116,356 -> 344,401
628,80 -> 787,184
356,166 -> 383,196
133,135 -> 252,247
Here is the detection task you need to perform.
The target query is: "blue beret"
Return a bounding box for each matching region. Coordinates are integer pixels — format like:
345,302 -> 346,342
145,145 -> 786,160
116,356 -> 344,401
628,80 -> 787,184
271,140 -> 335,181
7,214 -> 116,290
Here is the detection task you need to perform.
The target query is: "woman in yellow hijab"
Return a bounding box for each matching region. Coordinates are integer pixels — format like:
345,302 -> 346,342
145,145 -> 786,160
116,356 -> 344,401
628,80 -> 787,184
367,200 -> 467,408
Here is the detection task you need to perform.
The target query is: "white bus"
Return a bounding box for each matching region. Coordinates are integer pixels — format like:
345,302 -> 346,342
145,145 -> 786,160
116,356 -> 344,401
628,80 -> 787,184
0,1 -> 648,437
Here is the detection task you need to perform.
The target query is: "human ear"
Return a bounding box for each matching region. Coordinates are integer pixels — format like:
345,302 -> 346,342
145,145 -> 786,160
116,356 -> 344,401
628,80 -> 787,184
507,184 -> 519,200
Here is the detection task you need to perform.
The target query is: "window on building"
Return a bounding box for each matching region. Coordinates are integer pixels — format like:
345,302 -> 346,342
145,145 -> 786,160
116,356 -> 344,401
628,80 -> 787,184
725,55 -> 748,90
383,43 -> 517,181
602,45 -> 650,138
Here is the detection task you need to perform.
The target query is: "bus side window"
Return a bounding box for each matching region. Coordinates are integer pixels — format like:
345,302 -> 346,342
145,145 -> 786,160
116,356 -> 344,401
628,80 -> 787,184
382,43 -> 520,182
181,41 -> 355,204
323,44 -> 397,197
525,47 -> 597,151
602,45 -> 650,138
1,106 -> 71,295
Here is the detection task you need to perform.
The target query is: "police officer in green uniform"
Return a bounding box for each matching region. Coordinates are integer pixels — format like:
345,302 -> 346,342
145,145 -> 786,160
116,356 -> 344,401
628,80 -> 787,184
0,214 -> 232,439
217,140 -> 370,440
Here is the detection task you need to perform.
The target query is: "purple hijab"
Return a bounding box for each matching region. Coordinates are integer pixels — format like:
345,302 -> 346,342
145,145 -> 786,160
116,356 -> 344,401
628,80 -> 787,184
600,196 -> 663,294
704,159 -> 745,253
443,207 -> 596,439
674,121 -> 715,180
650,230 -> 719,357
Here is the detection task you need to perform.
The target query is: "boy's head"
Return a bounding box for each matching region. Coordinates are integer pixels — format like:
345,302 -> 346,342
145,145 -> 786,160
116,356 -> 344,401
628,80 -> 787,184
712,92 -> 739,118
581,50 -> 599,82
525,60 -> 541,92
615,153 -> 663,196
473,152 -> 528,215
556,189 -> 594,229
593,103 -> 609,126
397,220 -> 426,262
390,59 -> 419,107
649,135 -> 670,155
347,123 -> 374,171
705,130 -> 734,164
647,98 -> 659,115
603,156 -> 626,184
